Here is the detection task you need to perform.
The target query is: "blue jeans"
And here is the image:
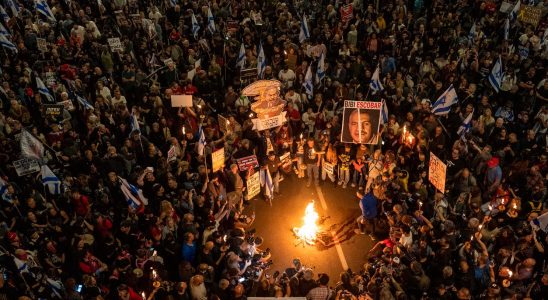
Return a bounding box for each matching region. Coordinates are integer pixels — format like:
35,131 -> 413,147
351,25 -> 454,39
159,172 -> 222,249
353,171 -> 365,187
307,164 -> 319,186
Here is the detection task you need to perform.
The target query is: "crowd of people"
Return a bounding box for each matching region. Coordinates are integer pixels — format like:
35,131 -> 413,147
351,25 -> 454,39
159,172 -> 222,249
0,0 -> 547,299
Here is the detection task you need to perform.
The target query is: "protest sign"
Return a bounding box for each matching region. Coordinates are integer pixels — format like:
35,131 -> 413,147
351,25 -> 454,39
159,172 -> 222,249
428,152 -> 447,193
167,146 -> 176,162
171,95 -> 193,107
341,101 -> 382,144
236,155 -> 259,171
43,104 -> 64,118
520,6 -> 542,27
323,162 -> 335,175
212,148 -> 225,172
108,38 -> 123,52
240,68 -> 258,86
37,38 -> 47,52
280,152 -> 292,168
251,111 -> 287,131
13,158 -> 40,176
246,172 -> 261,200
218,115 -> 230,133
530,211 -> 548,233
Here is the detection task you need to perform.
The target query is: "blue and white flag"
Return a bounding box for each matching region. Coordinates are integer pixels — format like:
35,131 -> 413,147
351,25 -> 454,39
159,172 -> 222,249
0,6 -> 9,23
260,168 -> 274,199
316,52 -> 325,84
191,13 -> 200,38
4,0 -> 19,17
381,100 -> 389,124
207,6 -> 215,33
130,112 -> 140,135
76,94 -> 94,110
197,126 -> 206,156
510,0 -> 521,21
36,75 -> 54,102
0,22 -> 9,36
119,177 -> 148,212
370,66 -> 384,93
41,165 -> 61,194
0,33 -> 16,52
0,176 -> 9,202
168,0 -> 177,7
468,23 -> 476,42
457,110 -> 474,137
431,85 -> 458,115
35,0 -> 56,22
503,18 -> 510,40
257,43 -> 266,79
299,14 -> 310,43
20,129 -> 45,161
303,65 -> 313,98
488,56 -> 503,93
236,42 -> 246,69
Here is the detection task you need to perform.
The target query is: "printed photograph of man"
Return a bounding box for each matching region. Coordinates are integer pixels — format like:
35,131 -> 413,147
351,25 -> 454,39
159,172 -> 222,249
341,108 -> 380,144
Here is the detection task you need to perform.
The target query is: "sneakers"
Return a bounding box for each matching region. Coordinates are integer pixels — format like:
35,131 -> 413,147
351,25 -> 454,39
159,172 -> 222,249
368,234 -> 376,241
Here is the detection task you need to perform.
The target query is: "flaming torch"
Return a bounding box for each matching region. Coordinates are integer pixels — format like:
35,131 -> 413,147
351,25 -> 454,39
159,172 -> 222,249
293,201 -> 319,245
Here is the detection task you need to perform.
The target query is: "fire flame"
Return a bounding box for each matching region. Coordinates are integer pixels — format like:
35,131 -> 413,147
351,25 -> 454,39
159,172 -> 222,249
294,202 -> 319,245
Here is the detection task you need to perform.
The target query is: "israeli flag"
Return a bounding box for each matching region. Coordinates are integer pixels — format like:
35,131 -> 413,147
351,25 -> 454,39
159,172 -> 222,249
76,94 -> 94,110
260,168 -> 274,199
191,13 -> 200,39
119,177 -> 148,212
169,0 -> 177,7
381,100 -> 389,124
316,52 -> 325,84
488,56 -> 503,93
468,23 -> 476,42
41,165 -> 61,194
457,110 -> 474,137
0,22 -> 9,36
20,129 -> 45,161
0,33 -> 16,52
369,66 -> 384,93
541,27 -> 548,48
207,6 -> 215,33
4,0 -> 19,17
35,0 -> 56,22
130,112 -> 140,135
257,43 -> 266,79
0,6 -> 9,23
197,126 -> 206,156
431,85 -> 458,115
299,14 -> 310,43
303,65 -> 313,98
510,0 -> 520,21
236,42 -> 246,69
0,176 -> 9,202
36,76 -> 55,102
503,18 -> 510,40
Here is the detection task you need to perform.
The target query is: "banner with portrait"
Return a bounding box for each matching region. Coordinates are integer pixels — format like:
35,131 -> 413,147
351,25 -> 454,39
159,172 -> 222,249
341,101 -> 382,144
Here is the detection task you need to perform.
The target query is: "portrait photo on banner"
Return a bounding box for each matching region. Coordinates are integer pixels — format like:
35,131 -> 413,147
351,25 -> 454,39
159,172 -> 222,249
341,100 -> 382,144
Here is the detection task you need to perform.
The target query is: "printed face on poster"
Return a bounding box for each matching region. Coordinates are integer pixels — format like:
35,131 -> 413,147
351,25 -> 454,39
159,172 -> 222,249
341,101 -> 382,144
428,152 -> 447,193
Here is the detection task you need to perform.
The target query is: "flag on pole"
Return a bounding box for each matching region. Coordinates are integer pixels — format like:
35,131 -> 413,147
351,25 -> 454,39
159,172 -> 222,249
316,52 -> 325,84
130,112 -> 140,135
488,56 -> 503,93
35,0 -> 56,22
197,126 -> 206,156
207,6 -> 215,33
457,110 -> 474,137
431,85 -> 458,115
41,165 -> 61,194
236,42 -> 246,69
191,13 -> 200,39
510,0 -> 521,21
4,0 -> 19,17
76,94 -> 94,110
503,18 -> 510,40
168,0 -> 177,7
468,23 -> 476,42
0,6 -> 9,23
0,22 -> 9,36
299,14 -> 310,43
20,129 -> 45,161
0,33 -> 16,52
36,75 -> 54,102
257,43 -> 266,79
260,168 -> 274,200
381,100 -> 389,124
370,66 -> 384,93
119,177 -> 147,212
303,65 -> 313,98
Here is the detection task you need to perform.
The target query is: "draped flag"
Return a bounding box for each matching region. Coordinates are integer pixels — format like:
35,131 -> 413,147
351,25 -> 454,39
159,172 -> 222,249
20,129 -> 45,161
316,52 -> 325,84
299,14 -> 310,43
41,165 -> 61,194
504,18 -> 509,40
0,6 -> 9,23
0,33 -> 16,52
130,112 -> 140,135
0,176 -> 9,202
370,66 -> 384,93
257,43 -> 266,79
191,13 -> 200,38
468,23 -> 476,42
303,65 -> 313,98
488,56 -> 503,93
260,168 -> 274,200
36,75 -> 54,102
197,126 -> 206,156
35,0 -> 56,22
169,0 -> 177,7
4,0 -> 19,17
510,0 -> 520,21
236,42 -> 246,69
0,22 -> 9,36
207,6 -> 215,33
76,94 -> 94,110
457,110 -> 474,138
431,85 -> 458,115
381,100 -> 389,124
119,177 -> 147,212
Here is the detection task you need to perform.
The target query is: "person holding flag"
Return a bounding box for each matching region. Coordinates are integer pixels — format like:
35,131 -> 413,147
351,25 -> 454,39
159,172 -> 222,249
316,52 -> 325,85
35,75 -> 55,102
431,85 -> 458,115
303,65 -> 313,99
207,6 -> 215,33
369,66 -> 384,94
257,43 -> 266,79
236,42 -> 246,69
191,13 -> 200,39
488,56 -> 503,93
41,165 -> 61,195
299,14 -> 310,43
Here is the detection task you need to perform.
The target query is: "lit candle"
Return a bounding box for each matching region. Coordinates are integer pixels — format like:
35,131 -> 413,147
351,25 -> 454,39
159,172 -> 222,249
300,133 -> 303,141
418,201 -> 423,210
249,113 -> 253,118
478,224 -> 483,231
152,250 -> 157,257
197,105 -> 202,109
152,269 -> 157,280
513,203 -> 517,209
182,127 -> 186,134
141,292 -> 146,300
508,270 -> 513,278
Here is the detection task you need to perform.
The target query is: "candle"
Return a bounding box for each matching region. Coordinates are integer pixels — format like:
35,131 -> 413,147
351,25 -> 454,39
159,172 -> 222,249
300,133 -> 303,140
152,250 -> 157,257
249,113 -> 253,118
142,292 -> 146,300
197,105 -> 202,109
513,203 -> 517,209
508,270 -> 513,278
182,127 -> 186,134
478,224 -> 483,231
152,269 -> 157,280
418,201 -> 423,209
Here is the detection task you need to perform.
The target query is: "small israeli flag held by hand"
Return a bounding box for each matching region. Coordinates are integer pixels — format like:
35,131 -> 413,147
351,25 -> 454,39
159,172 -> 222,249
488,56 -> 503,93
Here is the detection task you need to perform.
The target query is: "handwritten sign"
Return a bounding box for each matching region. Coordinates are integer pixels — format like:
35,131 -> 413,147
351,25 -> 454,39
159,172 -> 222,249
323,162 -> 335,175
246,171 -> 261,200
428,152 -> 447,193
108,37 -> 123,52
251,111 -> 287,131
212,148 -> 225,172
520,6 -> 542,27
236,155 -> 259,172
13,158 -> 40,176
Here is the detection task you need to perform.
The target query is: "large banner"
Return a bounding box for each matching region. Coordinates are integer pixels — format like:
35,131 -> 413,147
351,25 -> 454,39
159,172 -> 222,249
251,111 -> 287,131
428,152 -> 447,193
243,80 -> 287,131
212,148 -> 225,172
246,171 -> 261,200
341,101 -> 382,144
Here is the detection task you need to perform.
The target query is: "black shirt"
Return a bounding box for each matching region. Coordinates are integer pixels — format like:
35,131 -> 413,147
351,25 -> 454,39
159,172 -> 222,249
303,144 -> 319,165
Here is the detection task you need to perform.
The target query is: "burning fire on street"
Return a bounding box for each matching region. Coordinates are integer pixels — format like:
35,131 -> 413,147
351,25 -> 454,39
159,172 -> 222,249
293,201 -> 319,245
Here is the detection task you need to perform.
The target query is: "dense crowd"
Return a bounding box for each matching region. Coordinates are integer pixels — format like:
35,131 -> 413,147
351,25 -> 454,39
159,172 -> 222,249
0,0 -> 547,299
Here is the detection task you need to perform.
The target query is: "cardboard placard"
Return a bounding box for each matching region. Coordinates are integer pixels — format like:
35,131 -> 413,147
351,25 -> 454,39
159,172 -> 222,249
428,152 -> 447,193
236,155 -> 259,171
218,115 -> 229,133
43,104 -> 64,117
167,146 -> 177,162
246,171 -> 261,200
37,38 -> 47,52
280,152 -> 292,168
13,158 -> 40,176
251,111 -> 287,131
240,68 -> 258,85
341,101 -> 382,144
520,6 -> 542,27
108,37 -> 123,52
227,20 -> 239,35
171,95 -> 193,107
212,148 -> 225,172
323,162 -> 334,175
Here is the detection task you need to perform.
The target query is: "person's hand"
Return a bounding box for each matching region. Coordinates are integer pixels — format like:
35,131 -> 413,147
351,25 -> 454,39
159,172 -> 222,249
245,260 -> 252,267
474,232 -> 482,240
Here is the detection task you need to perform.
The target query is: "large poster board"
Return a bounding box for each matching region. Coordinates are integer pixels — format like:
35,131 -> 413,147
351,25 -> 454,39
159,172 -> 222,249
212,148 -> 225,172
246,172 -> 261,200
341,101 -> 382,144
428,152 -> 447,193
236,155 -> 259,171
